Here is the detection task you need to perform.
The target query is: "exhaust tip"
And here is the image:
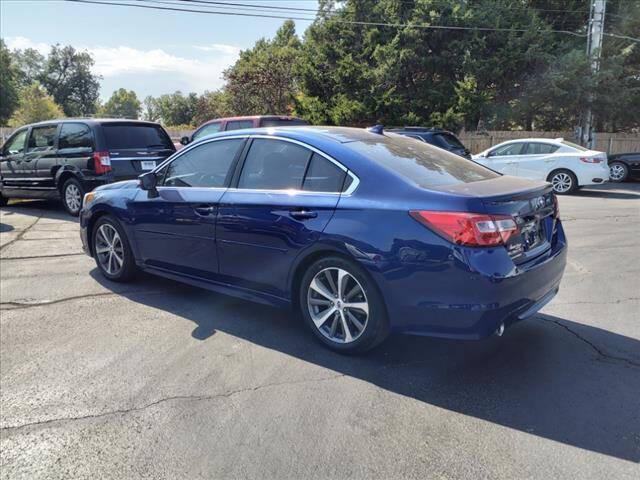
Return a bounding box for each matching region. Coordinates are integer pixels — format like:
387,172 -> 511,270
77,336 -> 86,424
495,323 -> 505,337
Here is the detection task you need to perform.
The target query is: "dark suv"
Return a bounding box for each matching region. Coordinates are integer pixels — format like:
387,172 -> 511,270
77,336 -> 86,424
387,127 -> 471,159
0,119 -> 175,215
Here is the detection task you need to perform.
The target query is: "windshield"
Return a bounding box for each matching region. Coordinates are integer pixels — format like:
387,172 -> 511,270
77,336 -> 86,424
102,124 -> 174,150
561,140 -> 589,151
345,133 -> 499,188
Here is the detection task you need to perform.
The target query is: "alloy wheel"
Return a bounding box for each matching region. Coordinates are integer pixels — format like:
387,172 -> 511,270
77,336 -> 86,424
307,267 -> 369,344
609,163 -> 627,182
65,184 -> 82,213
551,172 -> 572,193
95,223 -> 125,276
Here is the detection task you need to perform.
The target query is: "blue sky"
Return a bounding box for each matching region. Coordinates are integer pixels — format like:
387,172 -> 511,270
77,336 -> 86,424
1,0 -> 318,100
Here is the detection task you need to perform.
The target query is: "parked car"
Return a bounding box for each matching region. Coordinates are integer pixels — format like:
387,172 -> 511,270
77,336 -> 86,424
182,115 -> 309,146
0,119 -> 175,215
387,127 -> 471,159
608,152 -> 640,182
472,138 -> 609,194
80,127 -> 566,353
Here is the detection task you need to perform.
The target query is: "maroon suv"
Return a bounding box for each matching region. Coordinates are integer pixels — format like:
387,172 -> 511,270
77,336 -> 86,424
181,115 -> 309,146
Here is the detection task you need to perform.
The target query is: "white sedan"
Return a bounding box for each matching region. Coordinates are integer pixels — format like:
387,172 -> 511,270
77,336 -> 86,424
472,138 -> 609,194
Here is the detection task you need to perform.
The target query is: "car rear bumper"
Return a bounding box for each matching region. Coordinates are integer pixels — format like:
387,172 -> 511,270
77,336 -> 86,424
382,222 -> 568,339
574,162 -> 610,186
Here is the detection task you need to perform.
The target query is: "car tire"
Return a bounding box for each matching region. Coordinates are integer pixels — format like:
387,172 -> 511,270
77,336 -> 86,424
548,169 -> 578,195
61,178 -> 85,216
92,215 -> 136,282
299,256 -> 390,354
609,161 -> 628,183
0,192 -> 7,207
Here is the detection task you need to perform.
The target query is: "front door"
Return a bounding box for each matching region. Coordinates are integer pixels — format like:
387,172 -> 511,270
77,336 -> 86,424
217,138 -> 349,299
130,137 -> 246,279
24,124 -> 60,191
480,142 -> 526,175
0,128 -> 30,191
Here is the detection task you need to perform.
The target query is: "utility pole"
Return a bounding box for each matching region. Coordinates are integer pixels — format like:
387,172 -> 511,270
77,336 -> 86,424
582,0 -> 606,148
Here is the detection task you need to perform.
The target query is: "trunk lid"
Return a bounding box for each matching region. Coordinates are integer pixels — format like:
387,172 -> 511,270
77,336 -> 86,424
432,176 -> 556,264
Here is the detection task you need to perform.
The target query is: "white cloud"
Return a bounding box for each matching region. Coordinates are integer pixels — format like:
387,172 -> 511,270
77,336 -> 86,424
4,36 -> 240,99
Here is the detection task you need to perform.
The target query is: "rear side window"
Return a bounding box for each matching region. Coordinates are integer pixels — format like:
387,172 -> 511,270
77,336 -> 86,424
163,139 -> 244,188
302,154 -> 346,192
193,122 -> 221,140
59,123 -> 93,149
102,124 -> 173,150
27,125 -> 57,152
226,120 -> 254,131
525,143 -> 559,155
346,134 -> 498,188
238,139 -> 312,190
260,118 -> 309,128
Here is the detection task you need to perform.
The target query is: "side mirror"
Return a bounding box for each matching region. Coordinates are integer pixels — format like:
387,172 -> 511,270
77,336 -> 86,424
139,171 -> 159,198
485,151 -> 494,158
180,136 -> 190,146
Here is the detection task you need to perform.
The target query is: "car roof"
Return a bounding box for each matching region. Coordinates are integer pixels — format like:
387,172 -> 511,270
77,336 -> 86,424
495,138 -> 564,145
198,126 -> 380,144
24,118 -> 163,128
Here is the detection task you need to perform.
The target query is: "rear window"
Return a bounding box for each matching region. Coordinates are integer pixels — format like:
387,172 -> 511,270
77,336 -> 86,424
260,118 -> 309,128
561,140 -> 589,152
435,133 -> 465,150
346,134 -> 498,188
101,124 -> 173,150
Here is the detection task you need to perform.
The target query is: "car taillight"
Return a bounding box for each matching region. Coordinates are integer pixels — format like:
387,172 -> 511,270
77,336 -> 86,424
409,211 -> 519,247
93,151 -> 112,174
580,156 -> 601,163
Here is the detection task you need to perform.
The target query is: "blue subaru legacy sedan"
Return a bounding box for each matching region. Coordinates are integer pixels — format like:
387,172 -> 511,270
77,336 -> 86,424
80,127 -> 567,353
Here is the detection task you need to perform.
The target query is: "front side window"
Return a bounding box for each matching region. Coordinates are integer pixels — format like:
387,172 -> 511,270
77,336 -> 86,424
491,143 -> 525,156
193,122 -> 221,140
3,129 -> 28,156
226,120 -> 254,131
163,139 -> 244,188
27,125 -> 57,152
59,123 -> 93,150
525,143 -> 559,155
238,139 -> 312,190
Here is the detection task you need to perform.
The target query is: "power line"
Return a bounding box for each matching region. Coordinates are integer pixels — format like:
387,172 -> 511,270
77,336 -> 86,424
67,0 -> 589,37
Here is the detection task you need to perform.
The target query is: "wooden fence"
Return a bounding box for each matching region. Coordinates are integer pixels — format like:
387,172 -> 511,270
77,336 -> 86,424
2,126 -> 639,155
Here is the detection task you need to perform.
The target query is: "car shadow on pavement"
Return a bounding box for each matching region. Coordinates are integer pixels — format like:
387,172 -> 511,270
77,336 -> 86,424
0,200 -> 77,222
92,270 -> 640,463
574,182 -> 640,199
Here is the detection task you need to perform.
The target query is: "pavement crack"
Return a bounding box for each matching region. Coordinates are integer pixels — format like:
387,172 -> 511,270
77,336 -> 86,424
0,290 -> 166,310
0,215 -> 41,251
553,297 -> 640,305
0,374 -> 345,432
0,252 -> 85,260
542,317 -> 640,368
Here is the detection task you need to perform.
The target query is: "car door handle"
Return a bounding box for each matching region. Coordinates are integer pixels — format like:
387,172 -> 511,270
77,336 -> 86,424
194,205 -> 216,216
289,209 -> 318,220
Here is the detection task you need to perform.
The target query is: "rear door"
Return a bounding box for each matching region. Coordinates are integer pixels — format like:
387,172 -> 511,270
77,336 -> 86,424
225,119 -> 255,131
217,137 -> 349,299
0,128 -> 29,190
24,124 -> 60,191
516,142 -> 560,180
100,122 -> 175,180
57,122 -> 95,174
130,137 -> 246,278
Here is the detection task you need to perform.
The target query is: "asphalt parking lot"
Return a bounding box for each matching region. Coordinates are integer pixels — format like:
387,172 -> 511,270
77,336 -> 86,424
1,183 -> 639,479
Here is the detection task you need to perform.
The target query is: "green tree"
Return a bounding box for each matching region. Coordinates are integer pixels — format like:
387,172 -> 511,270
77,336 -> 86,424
100,88 -> 141,119
0,40 -> 20,126
154,91 -> 198,126
142,95 -> 160,122
224,20 -> 301,115
39,45 -> 100,116
12,47 -> 45,89
10,82 -> 64,126
193,90 -> 230,126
